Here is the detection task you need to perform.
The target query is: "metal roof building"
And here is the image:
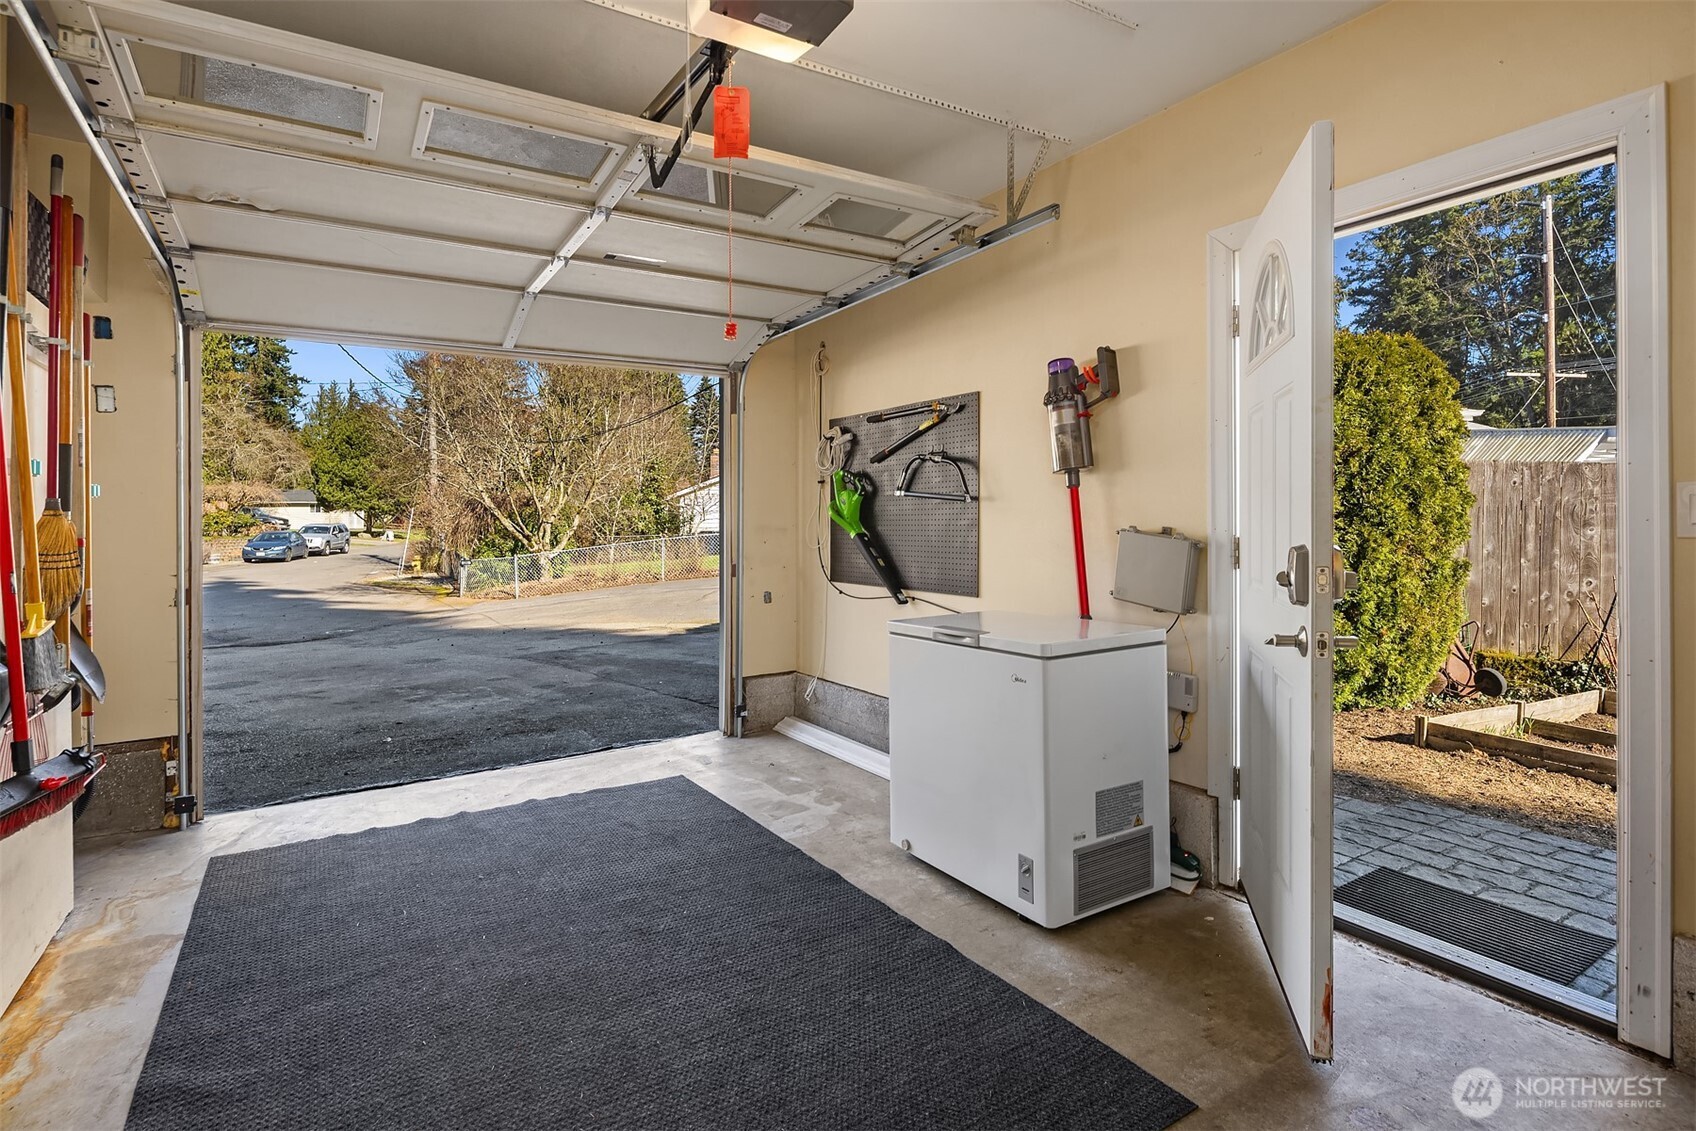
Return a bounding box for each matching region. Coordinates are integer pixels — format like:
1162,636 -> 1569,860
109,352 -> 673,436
1462,426 -> 1617,463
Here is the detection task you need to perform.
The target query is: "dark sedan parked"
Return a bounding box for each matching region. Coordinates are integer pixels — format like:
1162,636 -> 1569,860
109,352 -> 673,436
242,531 -> 309,562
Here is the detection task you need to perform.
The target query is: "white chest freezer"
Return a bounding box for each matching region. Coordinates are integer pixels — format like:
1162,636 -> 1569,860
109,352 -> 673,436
888,611 -> 1169,928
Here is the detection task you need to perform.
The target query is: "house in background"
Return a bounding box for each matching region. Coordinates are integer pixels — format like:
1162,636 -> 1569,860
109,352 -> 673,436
670,476 -> 720,536
245,488 -> 364,532
671,451 -> 720,536
1462,425 -> 1617,463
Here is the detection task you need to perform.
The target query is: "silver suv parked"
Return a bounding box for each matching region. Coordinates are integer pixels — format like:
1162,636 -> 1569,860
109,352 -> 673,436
300,523 -> 352,555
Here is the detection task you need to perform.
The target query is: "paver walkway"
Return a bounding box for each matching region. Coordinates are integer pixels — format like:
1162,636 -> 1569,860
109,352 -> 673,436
1334,794 -> 1616,1004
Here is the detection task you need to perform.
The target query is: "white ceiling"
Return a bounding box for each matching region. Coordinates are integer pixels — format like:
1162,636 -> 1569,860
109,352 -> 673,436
180,0 -> 1380,199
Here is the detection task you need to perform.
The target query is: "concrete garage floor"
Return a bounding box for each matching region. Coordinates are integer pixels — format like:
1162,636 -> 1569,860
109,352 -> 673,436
3,733 -> 1689,1130
203,546 -> 718,809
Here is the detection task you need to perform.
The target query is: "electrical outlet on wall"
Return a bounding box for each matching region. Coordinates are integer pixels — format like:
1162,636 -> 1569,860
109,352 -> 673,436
1678,482 -> 1696,538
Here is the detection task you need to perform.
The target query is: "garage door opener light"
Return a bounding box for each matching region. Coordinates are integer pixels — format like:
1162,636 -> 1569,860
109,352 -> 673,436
686,1 -> 854,63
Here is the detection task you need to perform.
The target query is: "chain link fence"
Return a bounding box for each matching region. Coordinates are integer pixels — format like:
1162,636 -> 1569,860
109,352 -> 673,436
458,533 -> 721,600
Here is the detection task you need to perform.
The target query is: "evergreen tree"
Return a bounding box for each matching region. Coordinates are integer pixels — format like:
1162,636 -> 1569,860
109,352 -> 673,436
300,380 -> 397,528
202,332 -> 306,427
201,331 -> 307,486
1333,332 -> 1474,708
1337,165 -> 1616,427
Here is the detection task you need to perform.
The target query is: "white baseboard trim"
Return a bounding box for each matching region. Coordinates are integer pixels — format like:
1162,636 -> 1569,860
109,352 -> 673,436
774,716 -> 890,780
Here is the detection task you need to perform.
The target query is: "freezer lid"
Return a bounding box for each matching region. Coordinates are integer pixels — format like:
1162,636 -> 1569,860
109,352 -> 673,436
887,611 -> 1166,657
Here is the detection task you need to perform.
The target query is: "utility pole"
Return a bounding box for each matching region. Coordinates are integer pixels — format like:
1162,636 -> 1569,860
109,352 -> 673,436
1542,193 -> 1558,427
426,356 -> 442,575
426,357 -> 440,497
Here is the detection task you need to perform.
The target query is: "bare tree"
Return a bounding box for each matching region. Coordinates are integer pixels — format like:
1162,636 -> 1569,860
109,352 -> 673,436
387,354 -> 693,554
201,375 -> 308,487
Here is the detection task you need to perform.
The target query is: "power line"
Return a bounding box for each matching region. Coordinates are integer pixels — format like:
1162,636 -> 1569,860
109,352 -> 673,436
336,343 -> 413,400
1551,223 -> 1618,392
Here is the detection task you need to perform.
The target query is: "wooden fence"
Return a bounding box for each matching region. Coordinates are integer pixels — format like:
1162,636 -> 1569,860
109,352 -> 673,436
1461,460 -> 1617,657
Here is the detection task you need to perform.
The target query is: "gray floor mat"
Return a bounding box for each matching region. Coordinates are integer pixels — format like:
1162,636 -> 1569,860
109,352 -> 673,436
127,776 -> 1196,1131
1335,867 -> 1612,985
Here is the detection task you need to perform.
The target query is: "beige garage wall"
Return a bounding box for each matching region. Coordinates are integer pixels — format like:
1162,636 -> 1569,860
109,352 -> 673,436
29,137 -> 181,746
738,332 -> 800,677
81,167 -> 181,744
741,2 -> 1694,930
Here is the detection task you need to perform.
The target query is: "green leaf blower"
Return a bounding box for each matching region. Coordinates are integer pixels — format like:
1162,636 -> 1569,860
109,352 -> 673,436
828,469 -> 909,604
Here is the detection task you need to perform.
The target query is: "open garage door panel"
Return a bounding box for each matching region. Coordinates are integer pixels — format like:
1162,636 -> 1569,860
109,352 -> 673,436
51,0 -> 995,369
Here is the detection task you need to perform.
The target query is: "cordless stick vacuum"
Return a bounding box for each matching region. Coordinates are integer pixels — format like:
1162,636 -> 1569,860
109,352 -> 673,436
1043,348 -> 1120,619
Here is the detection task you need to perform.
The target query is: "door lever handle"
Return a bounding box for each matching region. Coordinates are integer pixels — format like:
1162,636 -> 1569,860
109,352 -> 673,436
1264,626 -> 1309,656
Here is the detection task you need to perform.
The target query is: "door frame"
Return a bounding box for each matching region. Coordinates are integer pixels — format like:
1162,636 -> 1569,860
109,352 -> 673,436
1205,87 -> 1672,1055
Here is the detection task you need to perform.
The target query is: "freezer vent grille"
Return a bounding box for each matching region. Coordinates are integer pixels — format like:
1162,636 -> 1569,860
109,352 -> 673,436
1074,825 -> 1154,916
1094,781 -> 1144,838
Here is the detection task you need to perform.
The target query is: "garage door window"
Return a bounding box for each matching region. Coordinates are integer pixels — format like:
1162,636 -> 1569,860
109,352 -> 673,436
416,105 -> 617,184
121,40 -> 376,140
641,163 -> 795,217
805,196 -> 912,238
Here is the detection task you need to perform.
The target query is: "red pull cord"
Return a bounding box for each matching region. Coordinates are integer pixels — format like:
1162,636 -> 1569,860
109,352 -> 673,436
724,158 -> 737,341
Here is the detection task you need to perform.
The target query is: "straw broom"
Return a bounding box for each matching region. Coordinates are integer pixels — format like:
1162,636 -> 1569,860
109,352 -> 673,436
37,164 -> 80,627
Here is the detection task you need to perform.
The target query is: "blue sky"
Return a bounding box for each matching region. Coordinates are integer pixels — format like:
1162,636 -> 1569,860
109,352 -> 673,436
1333,232 -> 1363,328
288,340 -> 406,400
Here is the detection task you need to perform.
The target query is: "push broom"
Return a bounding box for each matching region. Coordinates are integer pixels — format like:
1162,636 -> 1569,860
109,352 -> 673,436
36,158 -> 80,640
0,104 -> 40,775
4,106 -> 61,698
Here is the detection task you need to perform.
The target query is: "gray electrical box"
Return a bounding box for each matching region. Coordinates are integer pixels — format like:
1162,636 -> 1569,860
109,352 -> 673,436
1167,670 -> 1199,715
1110,526 -> 1203,615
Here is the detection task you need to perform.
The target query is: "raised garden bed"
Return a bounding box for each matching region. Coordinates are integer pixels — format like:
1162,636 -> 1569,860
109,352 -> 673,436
1413,690 -> 1617,785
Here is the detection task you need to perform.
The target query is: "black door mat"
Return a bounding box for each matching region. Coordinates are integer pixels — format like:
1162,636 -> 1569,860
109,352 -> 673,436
1335,867 -> 1613,985
127,776 -> 1195,1131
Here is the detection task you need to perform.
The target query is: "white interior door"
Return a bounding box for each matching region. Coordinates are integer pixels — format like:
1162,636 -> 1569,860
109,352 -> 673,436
1236,122 -> 1336,1061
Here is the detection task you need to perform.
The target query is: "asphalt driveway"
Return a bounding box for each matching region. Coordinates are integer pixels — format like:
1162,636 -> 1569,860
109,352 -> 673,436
203,545 -> 719,811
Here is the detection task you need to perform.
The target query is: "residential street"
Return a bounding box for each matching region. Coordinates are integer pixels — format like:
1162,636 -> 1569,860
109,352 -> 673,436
202,544 -> 719,810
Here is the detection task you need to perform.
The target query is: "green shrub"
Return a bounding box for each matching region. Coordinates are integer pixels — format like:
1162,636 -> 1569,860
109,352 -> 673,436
203,509 -> 261,537
1333,331 -> 1474,709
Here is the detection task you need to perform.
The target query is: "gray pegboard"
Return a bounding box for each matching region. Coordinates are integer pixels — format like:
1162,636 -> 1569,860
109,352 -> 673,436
829,391 -> 979,598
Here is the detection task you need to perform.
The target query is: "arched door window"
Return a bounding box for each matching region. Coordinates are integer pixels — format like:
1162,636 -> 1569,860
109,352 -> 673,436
1247,242 -> 1294,369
